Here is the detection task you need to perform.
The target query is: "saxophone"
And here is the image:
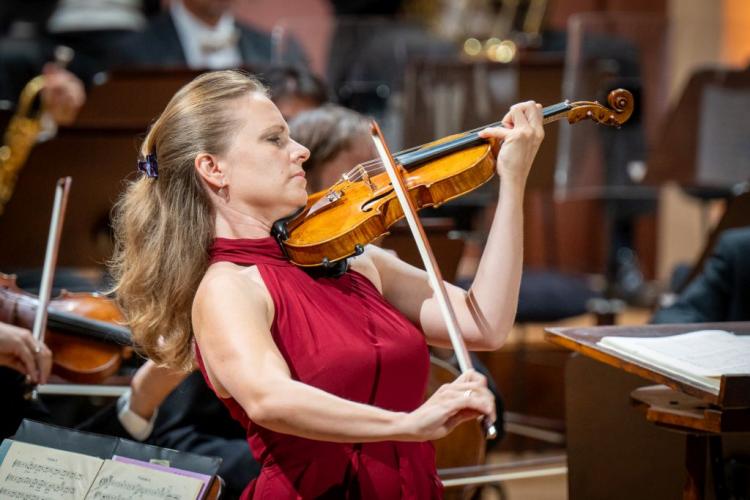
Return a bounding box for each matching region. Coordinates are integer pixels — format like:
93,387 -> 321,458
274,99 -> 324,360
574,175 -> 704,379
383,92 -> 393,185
0,46 -> 74,215
0,75 -> 46,215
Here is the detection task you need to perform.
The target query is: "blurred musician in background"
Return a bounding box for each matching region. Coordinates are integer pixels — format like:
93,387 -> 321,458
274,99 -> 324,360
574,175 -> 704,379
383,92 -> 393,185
35,62 -> 86,127
0,323 -> 51,385
0,44 -> 88,439
0,0 -> 158,102
0,57 -> 85,133
652,226 -> 750,324
263,66 -> 328,121
288,103 -> 375,193
113,0 -> 308,70
0,322 -> 52,438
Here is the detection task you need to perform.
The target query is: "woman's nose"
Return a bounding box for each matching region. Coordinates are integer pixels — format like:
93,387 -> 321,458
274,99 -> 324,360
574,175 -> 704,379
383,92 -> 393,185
293,140 -> 310,163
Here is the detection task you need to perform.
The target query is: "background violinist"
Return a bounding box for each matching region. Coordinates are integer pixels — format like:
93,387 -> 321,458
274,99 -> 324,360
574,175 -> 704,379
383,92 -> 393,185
0,321 -> 51,437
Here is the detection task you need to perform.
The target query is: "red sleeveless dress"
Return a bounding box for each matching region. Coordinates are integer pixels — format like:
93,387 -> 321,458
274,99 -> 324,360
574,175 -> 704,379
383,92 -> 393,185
195,237 -> 443,499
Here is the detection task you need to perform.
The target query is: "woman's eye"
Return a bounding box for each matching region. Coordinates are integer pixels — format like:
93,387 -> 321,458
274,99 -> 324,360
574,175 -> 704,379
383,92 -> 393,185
268,136 -> 283,146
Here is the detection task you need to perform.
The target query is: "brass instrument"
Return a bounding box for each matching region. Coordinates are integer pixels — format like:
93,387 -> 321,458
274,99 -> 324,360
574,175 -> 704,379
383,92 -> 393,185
0,46 -> 74,215
424,0 -> 550,61
0,75 -> 46,215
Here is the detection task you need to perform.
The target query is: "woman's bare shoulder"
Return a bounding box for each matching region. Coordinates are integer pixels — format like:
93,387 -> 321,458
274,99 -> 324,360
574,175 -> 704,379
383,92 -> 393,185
193,262 -> 273,320
191,264 -> 278,399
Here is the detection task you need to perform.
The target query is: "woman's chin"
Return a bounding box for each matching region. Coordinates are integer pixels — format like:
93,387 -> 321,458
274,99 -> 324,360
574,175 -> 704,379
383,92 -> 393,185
292,189 -> 309,207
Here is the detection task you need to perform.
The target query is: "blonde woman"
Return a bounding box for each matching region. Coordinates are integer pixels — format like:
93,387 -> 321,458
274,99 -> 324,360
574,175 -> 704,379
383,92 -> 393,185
112,70 -> 543,498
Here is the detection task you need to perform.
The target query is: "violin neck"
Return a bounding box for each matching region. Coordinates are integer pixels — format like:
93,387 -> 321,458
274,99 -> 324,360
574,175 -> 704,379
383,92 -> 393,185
396,100 -> 574,170
47,309 -> 132,346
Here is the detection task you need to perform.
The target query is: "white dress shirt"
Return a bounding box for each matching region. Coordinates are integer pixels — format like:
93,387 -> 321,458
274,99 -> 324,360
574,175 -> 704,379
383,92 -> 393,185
48,0 -> 146,33
170,0 -> 242,70
116,389 -> 158,441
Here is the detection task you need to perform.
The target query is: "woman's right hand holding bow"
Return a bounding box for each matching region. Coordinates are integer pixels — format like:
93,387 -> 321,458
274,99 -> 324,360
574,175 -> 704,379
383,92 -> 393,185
402,370 -> 495,441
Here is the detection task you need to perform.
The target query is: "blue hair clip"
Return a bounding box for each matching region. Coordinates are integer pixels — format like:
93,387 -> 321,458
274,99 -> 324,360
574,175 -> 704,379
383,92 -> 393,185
137,152 -> 159,178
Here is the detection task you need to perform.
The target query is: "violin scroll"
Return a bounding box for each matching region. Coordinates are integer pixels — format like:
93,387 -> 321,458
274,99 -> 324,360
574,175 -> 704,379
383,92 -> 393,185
567,88 -> 634,127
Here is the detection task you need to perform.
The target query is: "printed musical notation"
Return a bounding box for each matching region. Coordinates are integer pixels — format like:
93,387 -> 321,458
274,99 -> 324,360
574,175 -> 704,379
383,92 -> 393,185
0,486 -> 45,500
11,458 -> 85,481
84,461 -> 203,500
3,473 -> 75,496
87,475 -> 182,499
0,440 -> 204,500
0,441 -> 102,500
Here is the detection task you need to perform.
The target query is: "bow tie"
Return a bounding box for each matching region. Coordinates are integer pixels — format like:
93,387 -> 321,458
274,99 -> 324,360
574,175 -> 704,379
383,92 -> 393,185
199,29 -> 240,54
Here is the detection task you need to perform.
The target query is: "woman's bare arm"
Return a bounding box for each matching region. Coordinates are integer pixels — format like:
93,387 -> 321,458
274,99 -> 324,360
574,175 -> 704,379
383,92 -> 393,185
191,265 -> 495,443
368,101 -> 544,351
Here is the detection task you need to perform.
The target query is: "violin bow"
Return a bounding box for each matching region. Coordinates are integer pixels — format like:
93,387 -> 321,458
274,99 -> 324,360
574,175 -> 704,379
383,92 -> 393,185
370,122 -> 498,440
25,176 -> 72,400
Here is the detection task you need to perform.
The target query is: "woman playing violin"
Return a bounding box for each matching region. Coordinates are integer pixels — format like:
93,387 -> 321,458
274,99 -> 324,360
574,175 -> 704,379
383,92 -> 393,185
111,69 -> 543,498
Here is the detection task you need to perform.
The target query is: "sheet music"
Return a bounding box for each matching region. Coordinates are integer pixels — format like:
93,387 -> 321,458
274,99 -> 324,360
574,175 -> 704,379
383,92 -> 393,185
599,330 -> 750,378
0,441 -> 102,500
85,460 -> 203,500
112,456 -> 211,500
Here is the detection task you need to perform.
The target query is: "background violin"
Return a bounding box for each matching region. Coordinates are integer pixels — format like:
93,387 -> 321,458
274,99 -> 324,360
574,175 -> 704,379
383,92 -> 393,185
275,89 -> 634,268
0,272 -> 132,384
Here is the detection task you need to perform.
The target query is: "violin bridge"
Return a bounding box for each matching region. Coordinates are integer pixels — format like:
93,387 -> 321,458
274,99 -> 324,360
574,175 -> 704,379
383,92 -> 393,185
358,164 -> 376,193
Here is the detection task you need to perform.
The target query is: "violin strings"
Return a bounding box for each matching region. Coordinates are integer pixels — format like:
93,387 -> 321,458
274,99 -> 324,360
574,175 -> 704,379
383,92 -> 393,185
340,160 -> 387,183
334,122 -> 506,189
328,108 -> 569,193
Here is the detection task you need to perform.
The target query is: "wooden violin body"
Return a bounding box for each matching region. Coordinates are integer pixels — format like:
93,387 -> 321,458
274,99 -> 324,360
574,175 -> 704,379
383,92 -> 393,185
0,272 -> 130,383
286,136 -> 496,267
276,89 -> 634,268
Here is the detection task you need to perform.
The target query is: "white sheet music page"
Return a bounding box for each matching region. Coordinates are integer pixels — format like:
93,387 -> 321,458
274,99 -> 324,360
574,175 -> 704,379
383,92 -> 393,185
0,441 -> 103,500
598,330 -> 750,389
84,459 -> 203,500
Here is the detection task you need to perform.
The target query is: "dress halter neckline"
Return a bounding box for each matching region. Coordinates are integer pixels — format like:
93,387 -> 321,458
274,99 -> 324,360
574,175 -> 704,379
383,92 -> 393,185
209,236 -> 291,266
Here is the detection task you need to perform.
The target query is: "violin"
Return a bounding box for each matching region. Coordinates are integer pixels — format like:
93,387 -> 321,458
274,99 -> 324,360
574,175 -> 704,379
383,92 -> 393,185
0,272 -> 132,384
274,89 -> 634,268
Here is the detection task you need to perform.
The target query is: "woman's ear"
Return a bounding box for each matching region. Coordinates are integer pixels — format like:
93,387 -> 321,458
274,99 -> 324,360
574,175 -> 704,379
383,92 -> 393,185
194,153 -> 224,189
